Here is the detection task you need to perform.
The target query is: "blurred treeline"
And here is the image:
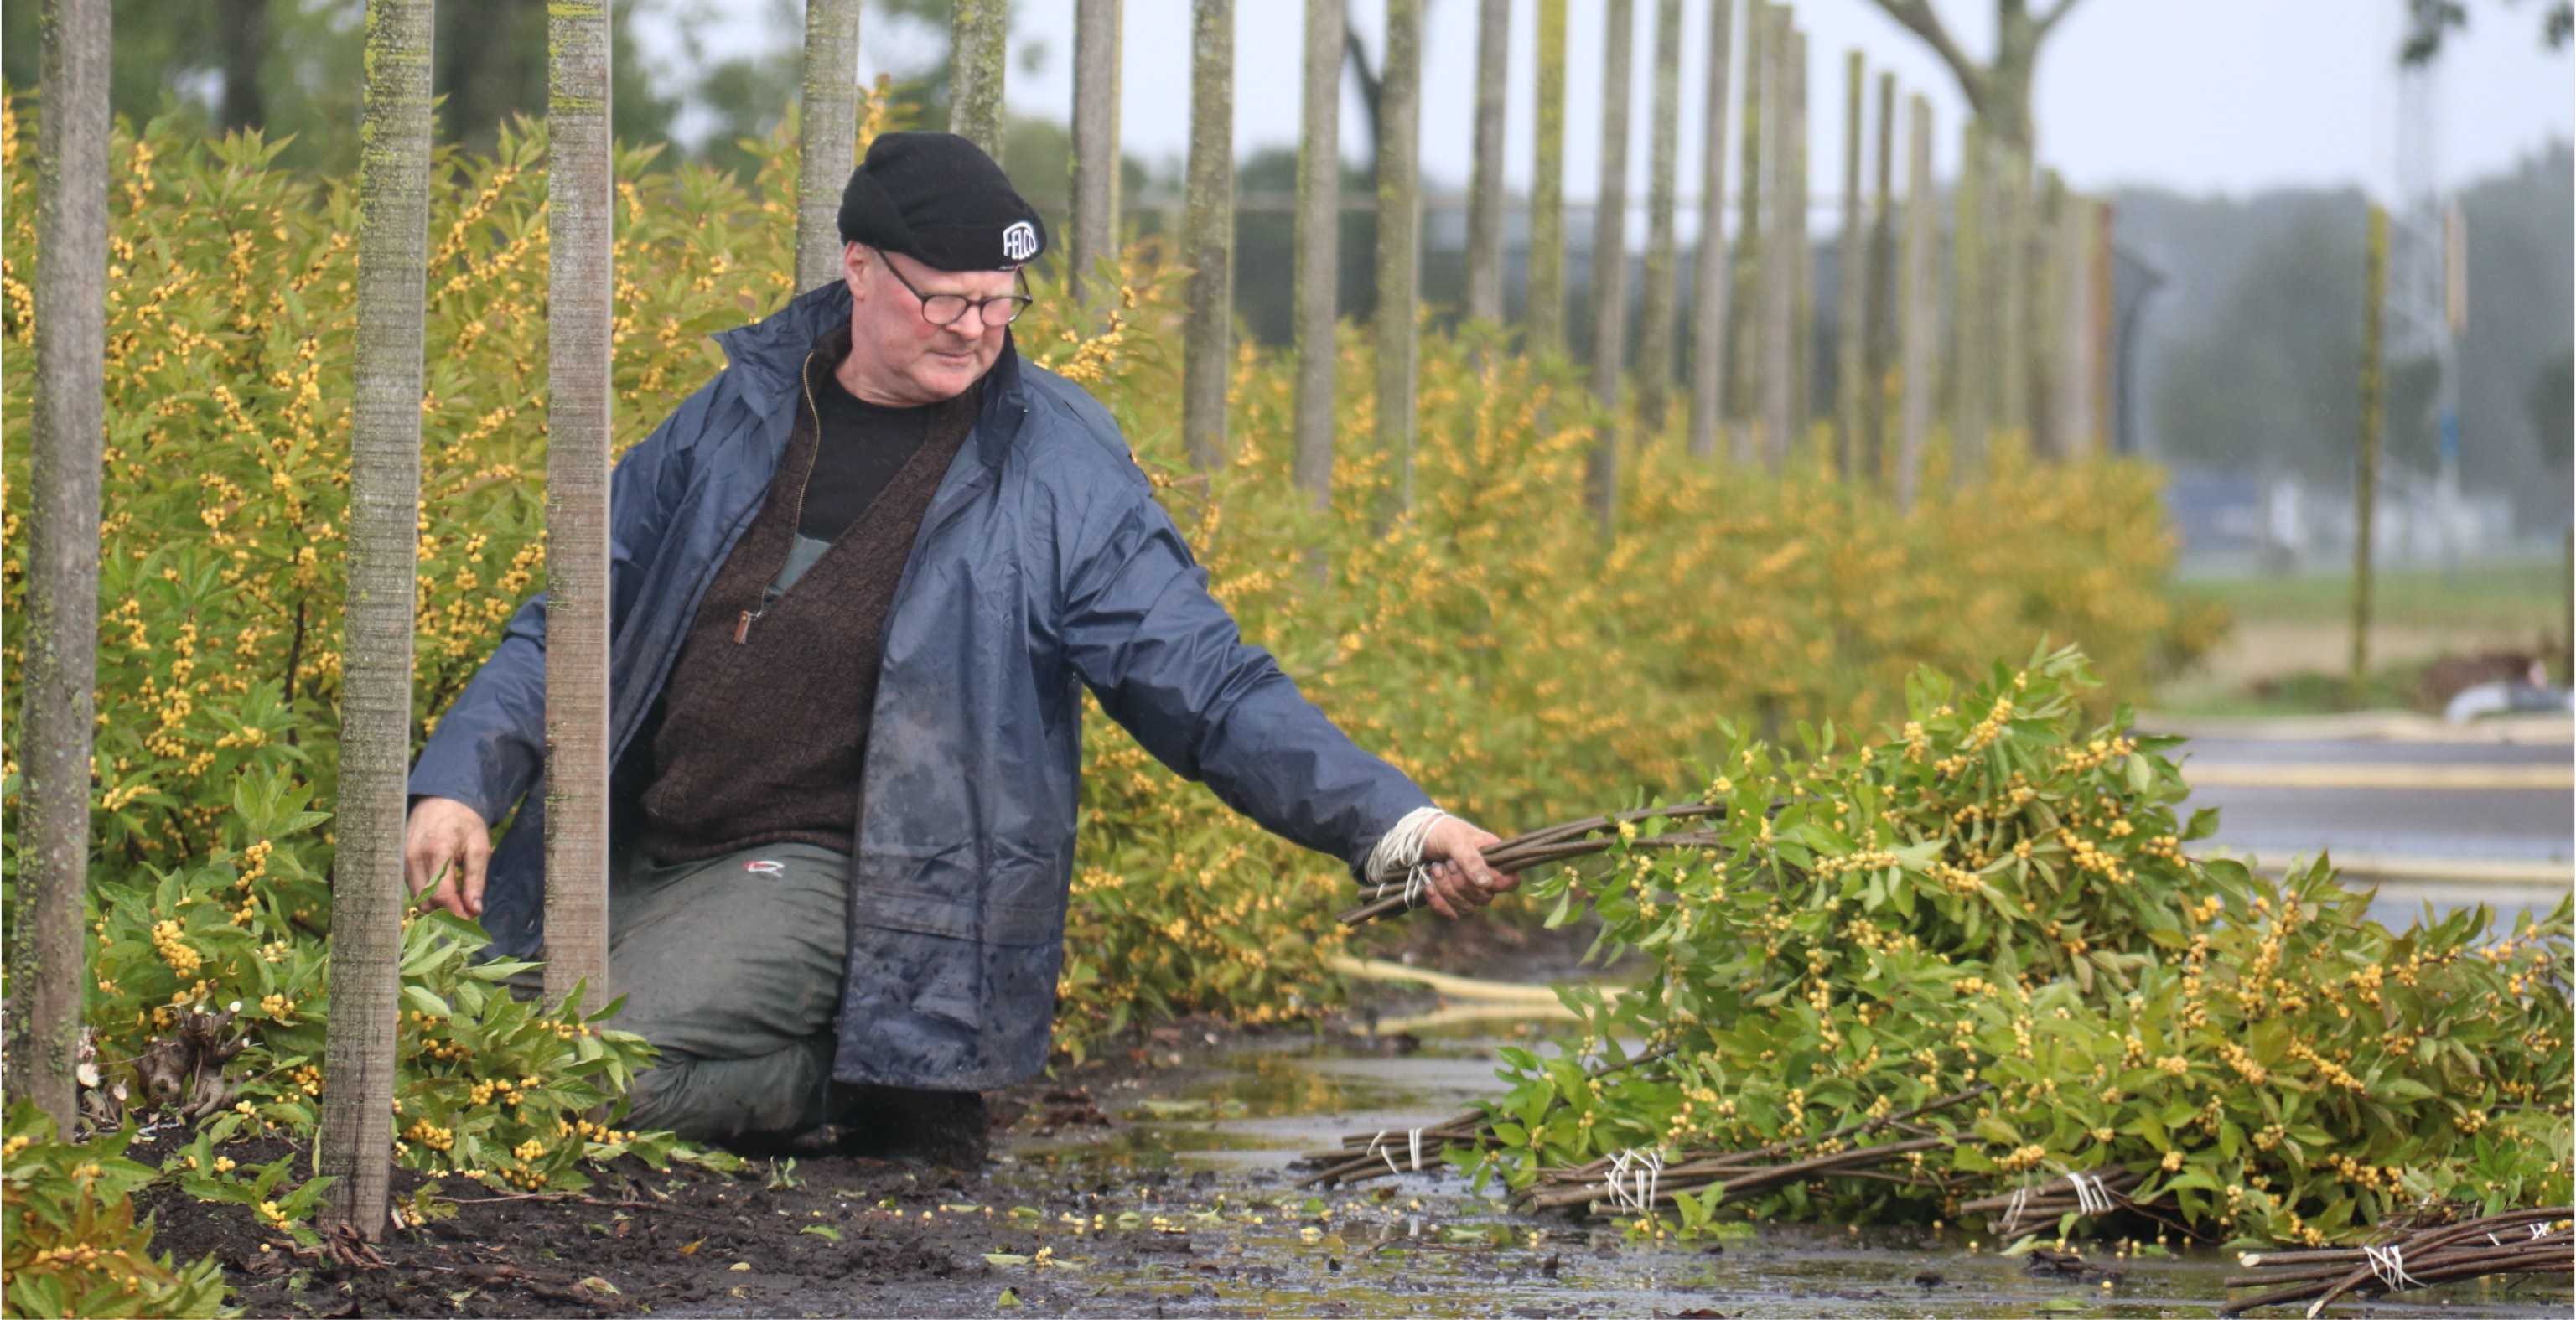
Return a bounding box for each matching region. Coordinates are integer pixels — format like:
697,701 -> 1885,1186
2128,144 -> 2573,529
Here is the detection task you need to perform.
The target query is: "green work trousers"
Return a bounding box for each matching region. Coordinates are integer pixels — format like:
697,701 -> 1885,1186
608,841 -> 849,1141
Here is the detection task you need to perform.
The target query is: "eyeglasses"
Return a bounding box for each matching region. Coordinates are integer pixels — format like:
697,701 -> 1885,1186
872,247 -> 1034,329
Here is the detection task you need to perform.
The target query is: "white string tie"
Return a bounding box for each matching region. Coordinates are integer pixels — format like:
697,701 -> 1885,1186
1601,1148 -> 1666,1214
2361,1244 -> 2419,1292
1407,1127 -> 1424,1172
1365,807 -> 1450,886
1366,1131 -> 1401,1178
2069,1172 -> 2114,1216
2003,1184 -> 2031,1232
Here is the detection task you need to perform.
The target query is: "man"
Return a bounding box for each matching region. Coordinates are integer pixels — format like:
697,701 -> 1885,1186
402,133 -> 1512,1148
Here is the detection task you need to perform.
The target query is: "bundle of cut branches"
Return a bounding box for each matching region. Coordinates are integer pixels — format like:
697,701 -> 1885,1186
1339,804 -> 1734,927
1512,1086 -> 1989,1216
2219,1206 -> 2572,1317
1952,1167 -> 2200,1240
1293,1109 -> 1493,1188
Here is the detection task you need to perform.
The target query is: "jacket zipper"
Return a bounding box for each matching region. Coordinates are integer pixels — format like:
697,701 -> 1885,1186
738,358 -> 827,645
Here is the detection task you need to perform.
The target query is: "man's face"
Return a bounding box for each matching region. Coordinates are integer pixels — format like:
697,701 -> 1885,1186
842,244 -> 1016,406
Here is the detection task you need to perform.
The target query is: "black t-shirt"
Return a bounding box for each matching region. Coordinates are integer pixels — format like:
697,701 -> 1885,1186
800,368 -> 933,543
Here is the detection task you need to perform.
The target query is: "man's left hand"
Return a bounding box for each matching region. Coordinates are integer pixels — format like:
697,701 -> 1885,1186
1416,815 -> 1518,919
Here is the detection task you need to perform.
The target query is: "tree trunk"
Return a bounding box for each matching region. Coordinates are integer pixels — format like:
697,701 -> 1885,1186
1995,145 -> 2033,447
1632,0 -> 1682,433
2050,188 -> 2094,460
1069,0 -> 1122,315
1686,0 -> 1736,460
949,0 -> 1007,160
219,0 -> 268,132
1861,68 -> 1894,487
543,0 -> 613,1008
1584,0 -> 1634,531
1181,0 -> 1233,474
1293,0 -> 1342,507
796,0 -> 863,292
321,0 -> 435,1243
1832,47 -> 1865,478
1757,10 -> 1792,468
8,0 -> 111,1139
1784,25 -> 1811,462
1464,0 -> 1509,324
1726,1 -> 1769,463
2029,167 -> 2064,458
1526,0 -> 1568,356
2091,199 -> 2115,451
2351,204 -> 2388,696
1895,91 -> 1935,510
1949,118 -> 1987,480
1375,0 -> 1423,512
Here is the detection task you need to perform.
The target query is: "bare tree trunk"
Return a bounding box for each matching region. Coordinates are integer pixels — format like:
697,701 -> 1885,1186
1585,0 -> 1634,530
2351,204 -> 2388,695
1686,0 -> 1736,460
797,0 -> 862,292
2029,167 -> 2064,458
543,0 -> 614,1007
1464,0 -> 1510,324
1861,67 -> 1894,487
1376,0 -> 1423,512
218,0 -> 268,132
1784,24 -> 1810,463
949,0 -> 1007,160
1996,146 -> 2033,447
1950,118 -> 1987,480
1181,0 -> 1233,473
322,0 -> 434,1243
2091,199 -> 2115,453
1756,6 -> 1791,468
1727,1 -> 1770,463
2050,189 -> 2094,460
1069,0 -> 1122,315
1832,47 -> 1864,478
1894,91 -> 1935,510
8,0 -> 111,1138
1526,0 -> 1568,356
1293,0 -> 1340,507
1633,0 -> 1682,433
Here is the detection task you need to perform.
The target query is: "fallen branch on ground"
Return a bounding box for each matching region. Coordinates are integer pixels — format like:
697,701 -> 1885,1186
2219,1206 -> 2573,1317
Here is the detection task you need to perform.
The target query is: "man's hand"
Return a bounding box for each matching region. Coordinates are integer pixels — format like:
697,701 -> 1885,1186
405,796 -> 493,920
1416,815 -> 1518,919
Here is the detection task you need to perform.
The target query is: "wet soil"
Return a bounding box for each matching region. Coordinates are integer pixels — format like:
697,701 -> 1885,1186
137,1002 -> 2574,1319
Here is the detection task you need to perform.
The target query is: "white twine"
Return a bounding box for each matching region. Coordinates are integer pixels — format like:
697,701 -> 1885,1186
1366,1127 -> 1428,1178
2361,1244 -> 2420,1292
2003,1184 -> 2031,1232
1601,1148 -> 1666,1214
2069,1172 -> 2114,1216
1365,807 -> 1449,886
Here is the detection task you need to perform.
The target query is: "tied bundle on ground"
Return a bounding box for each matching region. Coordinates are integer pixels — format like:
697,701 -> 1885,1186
1307,647 -> 2571,1255
2221,1206 -> 2572,1315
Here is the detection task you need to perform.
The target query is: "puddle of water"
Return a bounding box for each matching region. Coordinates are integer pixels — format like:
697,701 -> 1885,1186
971,1032 -> 2575,1318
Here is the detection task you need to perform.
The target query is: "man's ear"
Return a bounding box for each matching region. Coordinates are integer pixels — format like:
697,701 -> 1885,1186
842,241 -> 869,297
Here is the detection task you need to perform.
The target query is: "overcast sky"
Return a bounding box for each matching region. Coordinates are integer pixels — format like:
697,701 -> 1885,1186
651,0 -> 2573,210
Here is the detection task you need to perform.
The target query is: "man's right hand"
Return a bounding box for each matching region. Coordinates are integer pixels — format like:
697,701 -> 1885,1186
405,796 -> 493,919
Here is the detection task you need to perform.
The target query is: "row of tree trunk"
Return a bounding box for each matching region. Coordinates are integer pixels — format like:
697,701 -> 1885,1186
1099,0 -> 2120,524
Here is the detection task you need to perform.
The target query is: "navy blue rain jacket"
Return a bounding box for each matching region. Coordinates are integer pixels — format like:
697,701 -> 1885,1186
407,281 -> 1433,1090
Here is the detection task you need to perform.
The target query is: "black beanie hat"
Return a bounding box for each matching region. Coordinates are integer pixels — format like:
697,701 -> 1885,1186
837,132 -> 1049,272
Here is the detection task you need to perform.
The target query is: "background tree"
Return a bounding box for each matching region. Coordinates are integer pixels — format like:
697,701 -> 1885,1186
319,0 -> 434,1240
950,0 -> 1007,157
1864,0 -> 2083,158
1375,0 -> 1424,512
796,0 -> 863,292
1180,0 -> 1232,472
2401,0 -> 2574,63
7,0 -> 111,1137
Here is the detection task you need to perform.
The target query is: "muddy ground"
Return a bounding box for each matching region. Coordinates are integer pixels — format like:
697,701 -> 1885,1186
133,944 -> 2573,1319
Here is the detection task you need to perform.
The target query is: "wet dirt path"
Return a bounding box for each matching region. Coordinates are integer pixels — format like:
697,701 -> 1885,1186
693,1029 -> 2574,1319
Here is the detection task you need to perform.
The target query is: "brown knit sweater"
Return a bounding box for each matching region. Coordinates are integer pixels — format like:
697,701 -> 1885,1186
637,332 -> 980,863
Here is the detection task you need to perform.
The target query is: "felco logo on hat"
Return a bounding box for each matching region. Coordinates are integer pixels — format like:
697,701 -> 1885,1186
1000,220 -> 1039,264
